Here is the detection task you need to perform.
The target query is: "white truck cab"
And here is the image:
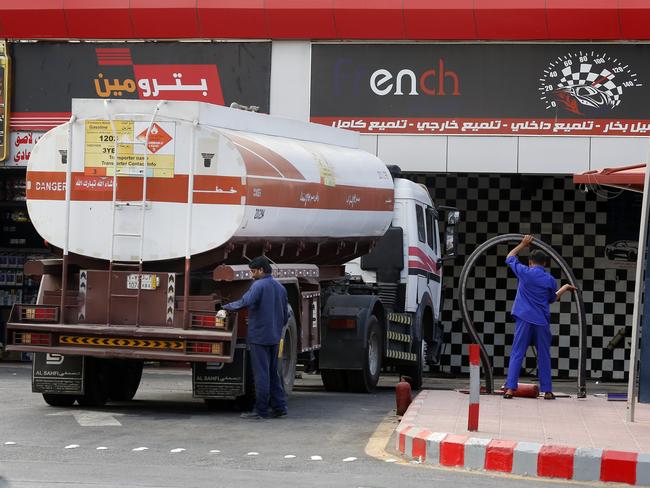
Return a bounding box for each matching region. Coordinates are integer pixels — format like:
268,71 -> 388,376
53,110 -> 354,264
345,174 -> 459,387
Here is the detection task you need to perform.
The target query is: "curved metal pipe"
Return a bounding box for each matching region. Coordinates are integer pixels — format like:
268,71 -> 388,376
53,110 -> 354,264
458,233 -> 587,398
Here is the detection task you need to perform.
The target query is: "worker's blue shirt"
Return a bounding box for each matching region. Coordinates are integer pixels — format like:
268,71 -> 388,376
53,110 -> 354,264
505,256 -> 557,326
222,275 -> 289,345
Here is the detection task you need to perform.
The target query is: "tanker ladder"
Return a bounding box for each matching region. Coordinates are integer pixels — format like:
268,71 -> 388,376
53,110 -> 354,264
104,100 -> 162,327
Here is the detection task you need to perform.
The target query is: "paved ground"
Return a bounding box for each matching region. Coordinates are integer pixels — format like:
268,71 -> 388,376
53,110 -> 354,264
0,363 -> 580,488
404,383 -> 649,451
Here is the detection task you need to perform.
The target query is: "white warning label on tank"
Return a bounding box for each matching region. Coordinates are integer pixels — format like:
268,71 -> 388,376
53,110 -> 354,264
84,120 -> 176,178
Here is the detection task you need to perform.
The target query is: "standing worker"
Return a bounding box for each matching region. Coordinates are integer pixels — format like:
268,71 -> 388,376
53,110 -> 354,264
503,235 -> 576,400
222,256 -> 289,419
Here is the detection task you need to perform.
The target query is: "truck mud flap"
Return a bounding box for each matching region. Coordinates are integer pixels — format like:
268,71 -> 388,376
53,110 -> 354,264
32,352 -> 84,395
192,344 -> 248,400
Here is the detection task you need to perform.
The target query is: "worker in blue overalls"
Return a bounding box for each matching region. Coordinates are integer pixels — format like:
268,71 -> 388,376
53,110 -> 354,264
503,235 -> 576,400
223,256 -> 289,419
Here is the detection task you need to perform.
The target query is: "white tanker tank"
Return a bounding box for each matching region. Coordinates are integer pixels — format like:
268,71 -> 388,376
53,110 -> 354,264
26,99 -> 394,265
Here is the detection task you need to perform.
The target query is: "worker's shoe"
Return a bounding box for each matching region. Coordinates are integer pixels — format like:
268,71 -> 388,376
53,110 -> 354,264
543,392 -> 556,400
503,389 -> 515,399
271,409 -> 288,418
240,411 -> 267,419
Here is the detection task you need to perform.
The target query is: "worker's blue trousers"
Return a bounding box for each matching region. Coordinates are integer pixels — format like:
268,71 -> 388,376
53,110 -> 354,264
505,319 -> 553,392
249,343 -> 287,417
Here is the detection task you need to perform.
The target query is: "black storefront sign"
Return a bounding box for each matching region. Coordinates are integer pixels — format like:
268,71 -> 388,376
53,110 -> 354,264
311,44 -> 650,136
11,42 -> 271,116
192,346 -> 247,399
32,353 -> 84,395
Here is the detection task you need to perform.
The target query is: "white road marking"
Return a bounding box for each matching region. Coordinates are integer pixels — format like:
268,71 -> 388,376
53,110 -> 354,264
65,444 -> 79,449
3,442 -> 16,446
385,458 -> 397,463
247,452 -> 259,456
284,455 -> 296,459
132,447 -> 148,452
209,450 -> 221,454
310,455 -> 323,461
48,410 -> 122,427
96,447 -> 108,450
343,457 -> 357,462
170,448 -> 186,453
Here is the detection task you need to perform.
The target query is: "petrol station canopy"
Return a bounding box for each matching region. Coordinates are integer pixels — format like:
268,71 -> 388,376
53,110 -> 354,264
0,1 -> 650,41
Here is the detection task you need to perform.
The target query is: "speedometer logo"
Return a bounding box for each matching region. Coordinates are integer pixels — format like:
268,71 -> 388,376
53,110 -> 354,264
539,51 -> 642,115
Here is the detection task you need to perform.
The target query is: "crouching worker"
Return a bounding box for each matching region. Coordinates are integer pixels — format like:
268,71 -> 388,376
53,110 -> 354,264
222,256 -> 289,419
503,235 -> 576,400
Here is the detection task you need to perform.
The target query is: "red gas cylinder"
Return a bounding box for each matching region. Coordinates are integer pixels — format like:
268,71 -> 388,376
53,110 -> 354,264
396,376 -> 413,416
513,383 -> 539,398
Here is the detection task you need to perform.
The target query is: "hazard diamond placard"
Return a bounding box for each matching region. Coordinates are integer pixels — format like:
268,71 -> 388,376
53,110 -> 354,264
137,123 -> 172,154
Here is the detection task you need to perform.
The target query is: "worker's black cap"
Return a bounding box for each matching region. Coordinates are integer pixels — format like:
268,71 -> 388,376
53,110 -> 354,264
249,256 -> 272,273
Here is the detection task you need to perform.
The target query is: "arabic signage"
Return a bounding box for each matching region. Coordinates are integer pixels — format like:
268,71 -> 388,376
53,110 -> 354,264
32,353 -> 84,395
84,120 -> 176,178
0,41 -> 9,160
7,131 -> 43,167
10,42 -> 271,126
311,44 -> 650,136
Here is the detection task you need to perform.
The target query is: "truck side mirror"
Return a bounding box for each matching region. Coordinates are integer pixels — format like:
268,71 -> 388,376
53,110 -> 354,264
444,210 -> 460,258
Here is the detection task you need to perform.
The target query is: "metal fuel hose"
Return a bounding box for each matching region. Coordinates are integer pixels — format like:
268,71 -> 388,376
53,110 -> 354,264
458,233 -> 587,398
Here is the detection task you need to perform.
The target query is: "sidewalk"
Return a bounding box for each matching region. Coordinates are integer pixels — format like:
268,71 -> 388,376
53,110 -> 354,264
396,387 -> 650,485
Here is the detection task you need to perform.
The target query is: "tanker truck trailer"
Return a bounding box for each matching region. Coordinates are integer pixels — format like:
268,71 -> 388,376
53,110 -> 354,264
5,99 -> 459,407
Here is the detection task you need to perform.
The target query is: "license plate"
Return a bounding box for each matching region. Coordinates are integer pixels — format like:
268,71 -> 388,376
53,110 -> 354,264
127,274 -> 158,290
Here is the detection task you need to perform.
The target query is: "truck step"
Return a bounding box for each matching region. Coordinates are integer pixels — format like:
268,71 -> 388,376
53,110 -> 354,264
386,330 -> 412,343
113,201 -> 151,209
387,312 -> 413,326
386,349 -> 417,362
110,262 -> 142,268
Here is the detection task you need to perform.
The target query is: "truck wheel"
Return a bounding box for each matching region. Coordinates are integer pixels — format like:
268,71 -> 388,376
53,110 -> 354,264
279,307 -> 298,394
321,369 -> 347,392
108,360 -> 143,401
77,358 -> 109,407
347,315 -> 382,393
42,394 -> 76,407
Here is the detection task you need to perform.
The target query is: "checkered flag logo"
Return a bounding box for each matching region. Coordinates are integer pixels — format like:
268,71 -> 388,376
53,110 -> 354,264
539,52 -> 642,114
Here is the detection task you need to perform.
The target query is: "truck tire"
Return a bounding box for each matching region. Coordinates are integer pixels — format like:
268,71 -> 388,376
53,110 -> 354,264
347,315 -> 382,393
77,358 -> 110,407
108,360 -> 143,401
279,307 -> 298,394
42,394 -> 76,407
321,369 -> 347,392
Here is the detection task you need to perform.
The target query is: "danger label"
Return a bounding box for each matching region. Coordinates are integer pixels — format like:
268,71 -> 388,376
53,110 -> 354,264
137,123 -> 172,154
84,120 -> 176,178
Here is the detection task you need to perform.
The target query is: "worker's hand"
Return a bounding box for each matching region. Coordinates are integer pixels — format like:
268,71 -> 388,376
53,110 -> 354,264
564,284 -> 577,292
521,235 -> 533,247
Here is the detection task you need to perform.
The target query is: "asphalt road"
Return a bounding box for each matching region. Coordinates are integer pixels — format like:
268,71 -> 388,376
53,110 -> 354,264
0,363 -> 579,488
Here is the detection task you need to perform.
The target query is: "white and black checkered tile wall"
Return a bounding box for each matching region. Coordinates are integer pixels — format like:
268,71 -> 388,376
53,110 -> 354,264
413,173 -> 636,381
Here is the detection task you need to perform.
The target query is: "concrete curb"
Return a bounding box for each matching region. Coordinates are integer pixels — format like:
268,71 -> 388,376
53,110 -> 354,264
397,397 -> 650,486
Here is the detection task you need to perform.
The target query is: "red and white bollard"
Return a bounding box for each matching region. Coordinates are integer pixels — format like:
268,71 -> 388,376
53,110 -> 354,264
468,344 -> 480,431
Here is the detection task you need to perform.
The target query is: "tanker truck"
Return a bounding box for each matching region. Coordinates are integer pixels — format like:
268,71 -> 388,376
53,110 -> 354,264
5,99 -> 459,407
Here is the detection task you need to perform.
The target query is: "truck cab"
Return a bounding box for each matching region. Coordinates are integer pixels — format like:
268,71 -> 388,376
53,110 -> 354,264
342,175 -> 459,389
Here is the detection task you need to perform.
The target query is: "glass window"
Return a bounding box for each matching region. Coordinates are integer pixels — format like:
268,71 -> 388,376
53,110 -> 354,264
425,207 -> 434,250
416,205 -> 425,243
425,208 -> 439,254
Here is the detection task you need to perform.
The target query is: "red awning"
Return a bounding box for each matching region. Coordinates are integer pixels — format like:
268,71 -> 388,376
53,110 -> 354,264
0,0 -> 647,40
573,164 -> 646,193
